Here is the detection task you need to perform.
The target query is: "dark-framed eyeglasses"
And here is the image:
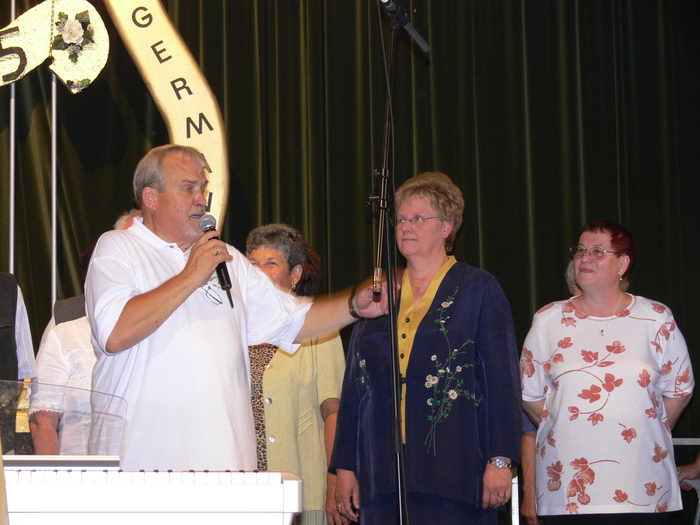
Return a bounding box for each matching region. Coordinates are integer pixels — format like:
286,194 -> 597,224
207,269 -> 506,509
200,282 -> 223,305
570,246 -> 619,259
395,215 -> 442,227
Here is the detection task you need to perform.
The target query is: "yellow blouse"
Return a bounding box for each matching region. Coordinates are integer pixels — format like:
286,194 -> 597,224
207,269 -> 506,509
397,256 -> 457,441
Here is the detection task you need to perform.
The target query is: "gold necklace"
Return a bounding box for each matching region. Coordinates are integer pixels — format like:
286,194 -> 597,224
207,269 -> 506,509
578,292 -> 623,337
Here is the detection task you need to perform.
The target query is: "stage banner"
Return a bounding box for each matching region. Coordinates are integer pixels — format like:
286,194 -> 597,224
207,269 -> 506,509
0,0 -> 109,94
103,1 -> 230,225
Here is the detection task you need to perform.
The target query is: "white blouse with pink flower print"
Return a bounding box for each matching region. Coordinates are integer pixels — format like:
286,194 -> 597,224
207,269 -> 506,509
521,294 -> 694,516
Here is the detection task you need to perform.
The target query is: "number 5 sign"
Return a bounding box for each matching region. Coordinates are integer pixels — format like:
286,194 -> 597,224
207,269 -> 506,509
0,0 -> 109,94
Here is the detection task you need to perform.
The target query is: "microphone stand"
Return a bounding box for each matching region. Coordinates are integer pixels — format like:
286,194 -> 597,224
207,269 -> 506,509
369,2 -> 429,524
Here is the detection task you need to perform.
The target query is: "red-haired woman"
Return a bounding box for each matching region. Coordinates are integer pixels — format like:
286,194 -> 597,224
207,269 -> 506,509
521,220 -> 693,524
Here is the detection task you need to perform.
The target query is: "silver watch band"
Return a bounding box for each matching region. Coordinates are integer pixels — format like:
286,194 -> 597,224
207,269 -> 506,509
487,456 -> 512,469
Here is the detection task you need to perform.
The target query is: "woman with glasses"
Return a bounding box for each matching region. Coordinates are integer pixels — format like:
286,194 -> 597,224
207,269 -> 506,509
521,219 -> 693,524
246,224 -> 346,525
332,172 -> 522,524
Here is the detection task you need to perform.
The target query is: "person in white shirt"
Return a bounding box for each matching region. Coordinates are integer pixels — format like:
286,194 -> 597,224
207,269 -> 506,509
29,211 -> 140,455
85,144 -> 385,471
29,316 -> 94,454
0,273 -> 37,454
0,273 -> 36,382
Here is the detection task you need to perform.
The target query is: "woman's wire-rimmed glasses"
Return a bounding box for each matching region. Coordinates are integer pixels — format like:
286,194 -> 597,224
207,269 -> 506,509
569,247 -> 619,259
395,215 -> 442,227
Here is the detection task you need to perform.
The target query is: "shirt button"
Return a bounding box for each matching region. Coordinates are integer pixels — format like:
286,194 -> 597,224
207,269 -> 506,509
401,333 -> 407,339
405,318 -> 410,323
400,353 -> 405,359
268,436 -> 276,443
265,398 -> 272,404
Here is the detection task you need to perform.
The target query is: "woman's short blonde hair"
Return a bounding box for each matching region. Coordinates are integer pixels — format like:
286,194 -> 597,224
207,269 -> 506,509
395,171 -> 464,251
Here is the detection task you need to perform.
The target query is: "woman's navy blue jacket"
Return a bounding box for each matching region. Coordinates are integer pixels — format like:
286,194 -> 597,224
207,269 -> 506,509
331,262 -> 522,508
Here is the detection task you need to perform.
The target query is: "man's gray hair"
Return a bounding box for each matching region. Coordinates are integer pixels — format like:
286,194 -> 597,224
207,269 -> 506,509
132,144 -> 206,208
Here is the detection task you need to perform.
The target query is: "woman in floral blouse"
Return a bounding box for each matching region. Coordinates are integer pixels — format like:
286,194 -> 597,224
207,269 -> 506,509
521,220 -> 694,524
332,172 -> 522,524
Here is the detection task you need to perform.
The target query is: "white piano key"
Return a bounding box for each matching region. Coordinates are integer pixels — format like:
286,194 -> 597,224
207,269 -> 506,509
131,470 -> 146,484
267,471 -> 281,484
255,471 -> 269,485
17,470 -> 32,484
81,470 -> 99,484
168,470 -> 182,485
180,470 -> 195,484
144,471 -> 160,484
106,469 -> 120,485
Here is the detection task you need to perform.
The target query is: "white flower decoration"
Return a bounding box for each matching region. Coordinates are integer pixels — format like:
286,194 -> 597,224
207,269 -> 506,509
62,19 -> 84,45
456,366 -> 462,372
431,355 -> 437,361
427,399 -> 433,406
448,389 -> 458,400
441,300 -> 453,308
424,375 -> 438,388
359,359 -> 366,367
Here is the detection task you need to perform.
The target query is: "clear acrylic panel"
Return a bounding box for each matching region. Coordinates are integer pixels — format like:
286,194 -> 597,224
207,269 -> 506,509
0,380 -> 126,457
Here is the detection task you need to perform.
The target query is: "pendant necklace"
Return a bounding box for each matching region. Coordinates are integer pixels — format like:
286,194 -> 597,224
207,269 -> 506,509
579,292 -> 623,337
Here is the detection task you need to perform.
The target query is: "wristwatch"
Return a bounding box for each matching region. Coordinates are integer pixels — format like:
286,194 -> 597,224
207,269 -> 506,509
487,456 -> 512,469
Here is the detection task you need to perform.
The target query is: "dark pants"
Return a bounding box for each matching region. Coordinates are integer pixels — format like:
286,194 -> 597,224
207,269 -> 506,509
360,492 -> 497,525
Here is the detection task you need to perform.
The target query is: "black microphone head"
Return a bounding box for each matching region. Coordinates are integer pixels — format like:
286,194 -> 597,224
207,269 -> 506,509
199,214 -> 217,233
380,0 -> 399,15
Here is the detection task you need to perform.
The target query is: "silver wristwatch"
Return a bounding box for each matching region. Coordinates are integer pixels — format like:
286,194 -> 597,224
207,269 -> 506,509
487,456 -> 512,469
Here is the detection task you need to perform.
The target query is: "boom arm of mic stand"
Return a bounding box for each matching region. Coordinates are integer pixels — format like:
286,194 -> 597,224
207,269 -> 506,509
401,22 -> 430,54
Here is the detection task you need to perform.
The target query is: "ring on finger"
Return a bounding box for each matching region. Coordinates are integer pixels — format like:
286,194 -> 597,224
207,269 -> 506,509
214,247 -> 219,256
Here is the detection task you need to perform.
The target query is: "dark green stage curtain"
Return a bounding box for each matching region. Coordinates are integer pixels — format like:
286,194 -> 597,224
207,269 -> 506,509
1,0 -> 699,448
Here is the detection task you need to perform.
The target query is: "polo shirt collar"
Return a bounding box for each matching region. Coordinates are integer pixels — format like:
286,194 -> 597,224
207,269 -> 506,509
128,217 -> 193,254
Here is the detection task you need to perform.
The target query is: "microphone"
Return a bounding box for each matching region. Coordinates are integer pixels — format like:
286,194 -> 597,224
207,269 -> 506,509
379,0 -> 401,17
199,214 -> 233,308
379,0 -> 430,54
